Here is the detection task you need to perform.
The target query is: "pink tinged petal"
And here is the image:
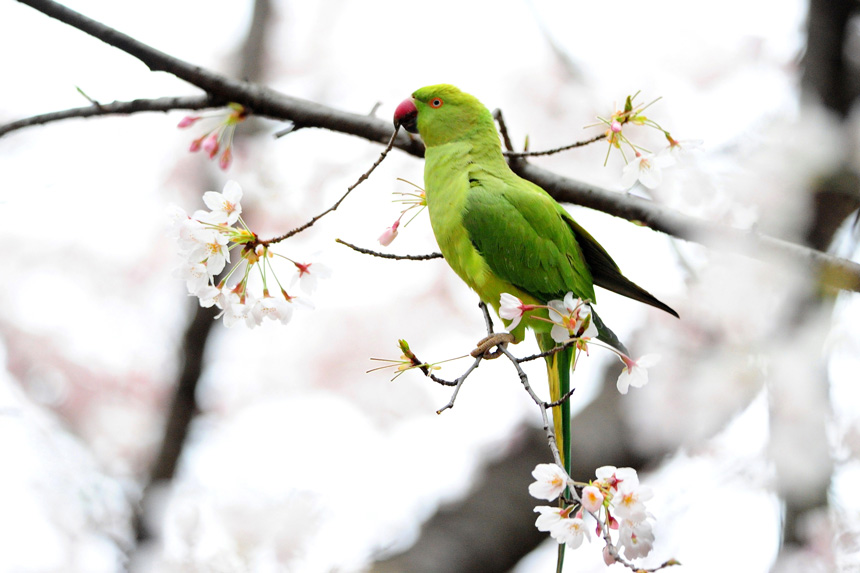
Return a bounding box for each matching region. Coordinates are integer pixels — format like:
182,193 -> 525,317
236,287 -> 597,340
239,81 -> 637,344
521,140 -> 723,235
378,219 -> 400,246
616,354 -> 659,394
499,293 -> 527,330
581,485 -> 604,514
293,261 -> 332,294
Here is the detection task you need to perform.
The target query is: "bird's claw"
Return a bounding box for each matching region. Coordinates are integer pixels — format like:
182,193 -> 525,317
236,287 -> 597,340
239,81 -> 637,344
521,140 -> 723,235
471,333 -> 516,359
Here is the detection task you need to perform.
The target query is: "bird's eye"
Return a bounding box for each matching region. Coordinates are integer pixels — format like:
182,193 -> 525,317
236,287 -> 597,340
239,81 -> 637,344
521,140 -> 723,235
429,98 -> 443,108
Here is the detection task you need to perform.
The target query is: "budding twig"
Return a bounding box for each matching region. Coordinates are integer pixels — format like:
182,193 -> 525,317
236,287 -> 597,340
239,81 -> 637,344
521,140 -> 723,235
335,239 -> 443,261
505,133 -> 607,157
260,129 -> 399,246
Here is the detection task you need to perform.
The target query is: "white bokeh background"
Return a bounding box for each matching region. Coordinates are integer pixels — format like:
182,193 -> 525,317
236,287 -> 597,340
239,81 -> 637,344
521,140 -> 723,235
2,0 -> 860,571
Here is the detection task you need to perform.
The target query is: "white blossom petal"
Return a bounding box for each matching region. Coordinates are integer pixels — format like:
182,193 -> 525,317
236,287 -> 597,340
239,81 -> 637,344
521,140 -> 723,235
528,463 -> 568,501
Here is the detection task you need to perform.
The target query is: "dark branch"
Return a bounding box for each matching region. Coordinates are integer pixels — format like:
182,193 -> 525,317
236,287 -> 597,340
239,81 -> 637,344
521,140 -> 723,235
13,0 -> 860,294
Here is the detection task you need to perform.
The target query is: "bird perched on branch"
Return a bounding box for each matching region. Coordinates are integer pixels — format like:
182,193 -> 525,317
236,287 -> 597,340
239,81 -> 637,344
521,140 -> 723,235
392,86 -> 677,546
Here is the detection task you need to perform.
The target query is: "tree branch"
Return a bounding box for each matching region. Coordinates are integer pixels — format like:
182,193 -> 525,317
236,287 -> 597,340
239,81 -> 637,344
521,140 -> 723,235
14,0 -> 424,153
0,95 -> 219,138
13,0 -> 860,294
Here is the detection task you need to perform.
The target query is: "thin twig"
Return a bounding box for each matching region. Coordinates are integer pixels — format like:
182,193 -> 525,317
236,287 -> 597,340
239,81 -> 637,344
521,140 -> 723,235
505,133 -> 607,157
260,129 -> 399,245
0,95 -> 220,138
435,356 -> 483,414
515,344 -> 568,363
335,239 -> 443,261
478,301 -> 495,332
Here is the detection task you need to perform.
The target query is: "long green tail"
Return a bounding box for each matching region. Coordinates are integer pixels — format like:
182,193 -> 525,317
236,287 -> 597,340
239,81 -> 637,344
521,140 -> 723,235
537,333 -> 574,573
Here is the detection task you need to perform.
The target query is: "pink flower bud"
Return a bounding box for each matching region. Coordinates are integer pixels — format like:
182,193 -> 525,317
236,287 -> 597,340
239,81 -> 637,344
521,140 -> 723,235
189,135 -> 205,152
603,546 -> 617,566
202,133 -> 220,158
219,147 -> 233,170
581,485 -> 604,513
610,120 -> 622,133
178,116 -> 201,128
378,219 -> 400,246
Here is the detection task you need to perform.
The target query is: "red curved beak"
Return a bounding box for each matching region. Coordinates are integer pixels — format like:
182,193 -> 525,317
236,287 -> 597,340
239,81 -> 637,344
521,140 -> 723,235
393,98 -> 418,133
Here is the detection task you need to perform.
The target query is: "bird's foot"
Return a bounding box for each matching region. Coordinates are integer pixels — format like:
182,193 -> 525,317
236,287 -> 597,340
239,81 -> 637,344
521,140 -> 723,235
471,333 -> 516,359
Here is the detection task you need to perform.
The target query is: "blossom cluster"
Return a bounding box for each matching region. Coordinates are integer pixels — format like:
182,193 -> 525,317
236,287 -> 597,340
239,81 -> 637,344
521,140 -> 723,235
531,463 -> 656,561
589,92 -> 701,190
499,292 -> 658,393
169,181 -> 330,327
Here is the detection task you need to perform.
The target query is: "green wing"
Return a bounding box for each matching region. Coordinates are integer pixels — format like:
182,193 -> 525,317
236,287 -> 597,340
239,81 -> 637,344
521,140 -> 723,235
462,176 -> 596,304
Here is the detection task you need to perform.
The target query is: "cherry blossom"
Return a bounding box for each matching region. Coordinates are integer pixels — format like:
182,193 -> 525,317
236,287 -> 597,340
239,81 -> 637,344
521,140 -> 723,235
621,151 -> 674,190
610,480 -> 653,523
291,260 -> 333,294
547,293 -> 598,344
187,228 -> 230,276
222,293 -> 261,329
528,463 -> 568,501
663,133 -> 703,161
616,354 -> 660,394
617,518 -> 655,559
549,516 -> 591,548
581,485 -> 604,514
202,180 -> 243,225
499,293 -> 535,331
252,295 -> 294,325
533,506 -> 564,533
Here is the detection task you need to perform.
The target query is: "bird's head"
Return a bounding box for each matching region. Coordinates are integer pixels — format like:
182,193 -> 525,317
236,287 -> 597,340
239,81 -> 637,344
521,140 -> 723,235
393,84 -> 495,148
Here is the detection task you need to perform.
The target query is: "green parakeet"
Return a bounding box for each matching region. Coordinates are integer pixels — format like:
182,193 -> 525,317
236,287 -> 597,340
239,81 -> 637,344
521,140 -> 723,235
392,85 -> 676,521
